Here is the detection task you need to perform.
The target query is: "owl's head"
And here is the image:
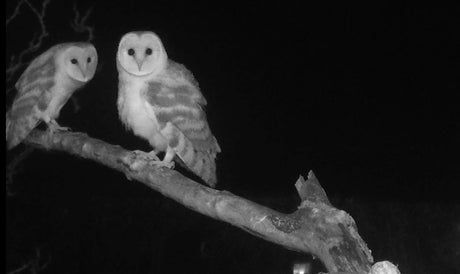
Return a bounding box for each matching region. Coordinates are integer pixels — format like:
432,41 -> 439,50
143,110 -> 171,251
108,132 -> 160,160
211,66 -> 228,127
61,44 -> 98,83
117,31 -> 168,77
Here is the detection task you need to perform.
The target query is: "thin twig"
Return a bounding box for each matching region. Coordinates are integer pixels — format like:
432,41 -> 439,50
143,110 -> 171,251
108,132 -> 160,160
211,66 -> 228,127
6,0 -> 50,84
71,2 -> 94,41
5,0 -> 26,26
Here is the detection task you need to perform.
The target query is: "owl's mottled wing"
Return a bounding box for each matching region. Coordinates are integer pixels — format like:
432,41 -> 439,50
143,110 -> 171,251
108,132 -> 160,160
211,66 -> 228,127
14,48 -> 57,94
6,51 -> 56,149
143,62 -> 220,186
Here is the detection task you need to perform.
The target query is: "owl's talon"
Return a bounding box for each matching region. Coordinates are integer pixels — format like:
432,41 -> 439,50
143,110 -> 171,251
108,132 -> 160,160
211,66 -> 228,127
149,160 -> 174,169
132,150 -> 160,160
47,120 -> 71,133
124,150 -> 171,171
54,126 -> 71,132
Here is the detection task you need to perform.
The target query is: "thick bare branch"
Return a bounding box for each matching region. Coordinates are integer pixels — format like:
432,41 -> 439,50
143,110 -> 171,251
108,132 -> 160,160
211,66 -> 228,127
24,130 -> 374,273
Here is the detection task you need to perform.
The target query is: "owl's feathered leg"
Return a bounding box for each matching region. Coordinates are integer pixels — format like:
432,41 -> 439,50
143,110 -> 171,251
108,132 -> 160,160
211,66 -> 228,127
125,121 -> 181,171
146,149 -> 175,169
160,146 -> 176,167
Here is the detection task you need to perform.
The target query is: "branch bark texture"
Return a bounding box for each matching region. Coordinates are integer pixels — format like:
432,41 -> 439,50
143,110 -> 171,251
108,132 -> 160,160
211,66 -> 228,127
24,130 -> 373,273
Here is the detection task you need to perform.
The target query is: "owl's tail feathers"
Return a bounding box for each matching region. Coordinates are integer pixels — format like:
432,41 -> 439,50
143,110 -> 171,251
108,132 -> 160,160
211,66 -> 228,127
165,120 -> 220,187
197,152 -> 218,187
5,113 -> 17,150
6,113 -> 11,142
188,151 -> 218,187
175,139 -> 219,187
5,111 -> 40,150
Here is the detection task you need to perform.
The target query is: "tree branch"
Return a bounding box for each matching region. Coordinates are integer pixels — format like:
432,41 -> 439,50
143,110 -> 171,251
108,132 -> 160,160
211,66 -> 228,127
24,130 -> 374,273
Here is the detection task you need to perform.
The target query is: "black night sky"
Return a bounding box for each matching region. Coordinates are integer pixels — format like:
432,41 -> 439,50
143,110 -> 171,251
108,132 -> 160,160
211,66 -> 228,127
6,1 -> 460,273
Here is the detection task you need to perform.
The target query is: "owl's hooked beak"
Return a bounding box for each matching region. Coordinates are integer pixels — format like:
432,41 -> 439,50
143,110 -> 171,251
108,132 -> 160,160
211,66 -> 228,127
78,66 -> 88,82
135,58 -> 144,71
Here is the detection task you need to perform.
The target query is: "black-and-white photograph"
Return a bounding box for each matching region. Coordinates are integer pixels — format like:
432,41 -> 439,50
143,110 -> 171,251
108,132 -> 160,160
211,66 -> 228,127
6,1 -> 459,273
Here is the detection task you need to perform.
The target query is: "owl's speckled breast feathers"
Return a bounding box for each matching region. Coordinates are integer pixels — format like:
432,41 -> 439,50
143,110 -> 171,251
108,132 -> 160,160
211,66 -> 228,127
116,31 -> 220,186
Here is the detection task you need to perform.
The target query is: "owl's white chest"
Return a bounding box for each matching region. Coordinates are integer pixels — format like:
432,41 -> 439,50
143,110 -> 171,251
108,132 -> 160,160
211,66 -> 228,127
118,78 -> 168,150
45,87 -> 72,119
42,73 -> 82,120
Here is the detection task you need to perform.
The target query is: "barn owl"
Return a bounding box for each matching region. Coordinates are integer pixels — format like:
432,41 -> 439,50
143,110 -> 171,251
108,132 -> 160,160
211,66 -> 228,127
6,43 -> 98,149
116,31 -> 221,187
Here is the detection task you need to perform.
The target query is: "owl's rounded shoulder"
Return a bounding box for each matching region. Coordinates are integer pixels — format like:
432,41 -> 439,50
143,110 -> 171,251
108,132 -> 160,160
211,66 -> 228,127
165,60 -> 199,87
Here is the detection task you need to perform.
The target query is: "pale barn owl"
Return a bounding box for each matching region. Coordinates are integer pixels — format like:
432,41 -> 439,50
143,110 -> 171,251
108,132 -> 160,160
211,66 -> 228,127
6,43 -> 98,149
116,31 -> 221,187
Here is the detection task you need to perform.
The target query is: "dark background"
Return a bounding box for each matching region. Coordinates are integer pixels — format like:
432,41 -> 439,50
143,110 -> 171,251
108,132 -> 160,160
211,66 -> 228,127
6,1 -> 460,273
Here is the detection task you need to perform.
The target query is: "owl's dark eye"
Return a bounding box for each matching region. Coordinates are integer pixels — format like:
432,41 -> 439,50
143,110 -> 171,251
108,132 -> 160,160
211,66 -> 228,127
87,57 -> 92,63
71,58 -> 78,64
145,48 -> 153,55
127,48 -> 135,56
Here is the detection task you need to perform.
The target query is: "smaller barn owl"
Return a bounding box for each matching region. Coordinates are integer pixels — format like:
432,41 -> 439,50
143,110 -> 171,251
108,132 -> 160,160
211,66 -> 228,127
5,43 -> 98,149
116,31 -> 220,187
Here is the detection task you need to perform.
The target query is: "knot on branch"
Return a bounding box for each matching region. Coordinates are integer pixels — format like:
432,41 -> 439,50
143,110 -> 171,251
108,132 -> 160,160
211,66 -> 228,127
295,170 -> 331,207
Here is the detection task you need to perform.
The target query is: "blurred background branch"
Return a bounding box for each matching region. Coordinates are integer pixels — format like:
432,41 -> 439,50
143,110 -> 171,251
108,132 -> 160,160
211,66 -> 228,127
70,2 -> 94,42
6,0 -> 50,91
6,247 -> 50,274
